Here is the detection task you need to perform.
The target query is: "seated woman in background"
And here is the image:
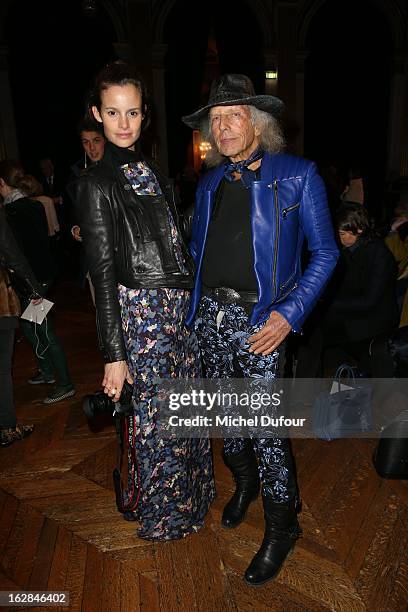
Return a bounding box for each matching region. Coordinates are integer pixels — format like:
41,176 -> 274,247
385,202 -> 408,325
296,203 -> 399,378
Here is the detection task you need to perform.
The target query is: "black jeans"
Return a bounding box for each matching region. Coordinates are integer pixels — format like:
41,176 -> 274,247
0,328 -> 17,429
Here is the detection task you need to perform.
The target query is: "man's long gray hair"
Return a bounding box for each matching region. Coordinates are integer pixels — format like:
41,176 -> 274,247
200,105 -> 286,168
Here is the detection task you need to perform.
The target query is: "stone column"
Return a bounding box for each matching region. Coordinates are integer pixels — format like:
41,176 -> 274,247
151,43 -> 169,175
113,42 -> 132,60
387,53 -> 408,176
0,45 -> 18,159
275,1 -> 298,153
276,1 -> 297,116
126,0 -> 153,79
294,51 -> 307,156
386,52 -> 408,202
126,0 -> 169,172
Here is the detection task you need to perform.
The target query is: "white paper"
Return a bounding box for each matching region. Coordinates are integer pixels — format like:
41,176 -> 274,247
20,299 -> 54,325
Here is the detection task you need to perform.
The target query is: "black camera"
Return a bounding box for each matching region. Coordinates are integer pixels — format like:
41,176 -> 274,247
82,380 -> 134,418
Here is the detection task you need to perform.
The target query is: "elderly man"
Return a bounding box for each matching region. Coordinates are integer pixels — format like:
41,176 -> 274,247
182,74 -> 339,586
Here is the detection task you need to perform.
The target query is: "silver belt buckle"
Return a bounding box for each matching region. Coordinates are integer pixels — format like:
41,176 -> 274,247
216,287 -> 241,304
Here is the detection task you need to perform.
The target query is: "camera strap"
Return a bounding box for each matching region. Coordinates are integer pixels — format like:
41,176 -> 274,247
113,414 -> 141,521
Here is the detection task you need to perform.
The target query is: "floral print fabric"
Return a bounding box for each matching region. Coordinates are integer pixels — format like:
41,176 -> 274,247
118,286 -> 216,540
194,296 -> 297,502
122,161 -> 159,196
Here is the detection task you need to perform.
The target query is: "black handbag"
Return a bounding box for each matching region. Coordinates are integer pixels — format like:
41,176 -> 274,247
373,411 -> 408,479
312,364 -> 372,441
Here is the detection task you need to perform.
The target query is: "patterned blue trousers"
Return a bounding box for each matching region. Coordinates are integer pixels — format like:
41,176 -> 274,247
194,296 -> 297,503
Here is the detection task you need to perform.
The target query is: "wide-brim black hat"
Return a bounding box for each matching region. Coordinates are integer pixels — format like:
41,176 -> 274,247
182,73 -> 285,129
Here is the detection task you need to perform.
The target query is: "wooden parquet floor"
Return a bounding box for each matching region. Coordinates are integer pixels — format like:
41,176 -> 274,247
0,281 -> 407,612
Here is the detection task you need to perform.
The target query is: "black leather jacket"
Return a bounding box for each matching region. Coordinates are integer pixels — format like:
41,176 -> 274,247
75,147 -> 194,363
0,210 -> 41,298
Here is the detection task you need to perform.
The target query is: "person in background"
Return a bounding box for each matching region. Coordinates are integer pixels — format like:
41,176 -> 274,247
340,166 -> 364,205
0,160 -> 75,404
182,73 -> 339,585
18,173 -> 62,276
68,117 -> 106,243
38,156 -> 73,277
296,203 -> 399,378
38,157 -> 64,206
76,60 -> 215,540
0,210 -> 41,446
74,117 -> 106,174
385,202 -> 408,324
65,117 -> 106,303
18,174 -> 60,238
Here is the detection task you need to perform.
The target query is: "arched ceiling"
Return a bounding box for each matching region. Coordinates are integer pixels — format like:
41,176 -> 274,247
298,0 -> 406,50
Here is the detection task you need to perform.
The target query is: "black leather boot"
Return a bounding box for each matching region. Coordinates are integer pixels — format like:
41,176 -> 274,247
222,445 -> 260,529
244,498 -> 302,586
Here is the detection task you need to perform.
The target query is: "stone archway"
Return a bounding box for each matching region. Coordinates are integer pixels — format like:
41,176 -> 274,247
298,0 -> 405,50
150,0 -> 274,175
152,0 -> 272,47
100,0 -> 127,42
3,1 -> 118,165
0,0 -> 126,160
0,0 -> 18,157
297,0 -> 407,193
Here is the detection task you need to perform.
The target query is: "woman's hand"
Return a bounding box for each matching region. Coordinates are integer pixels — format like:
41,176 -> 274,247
102,360 -> 133,403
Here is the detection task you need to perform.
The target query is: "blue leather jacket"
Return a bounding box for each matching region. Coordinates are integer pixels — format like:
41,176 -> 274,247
186,152 -> 339,331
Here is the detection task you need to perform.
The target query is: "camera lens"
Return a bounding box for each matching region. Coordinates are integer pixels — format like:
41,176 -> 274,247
82,382 -> 134,419
82,391 -> 114,418
82,395 -> 95,419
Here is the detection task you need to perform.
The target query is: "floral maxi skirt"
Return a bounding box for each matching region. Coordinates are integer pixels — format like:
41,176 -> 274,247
118,286 -> 215,541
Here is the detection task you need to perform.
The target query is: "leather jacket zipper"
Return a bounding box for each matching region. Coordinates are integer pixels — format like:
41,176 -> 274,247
272,180 -> 280,299
282,202 -> 300,218
278,282 -> 298,302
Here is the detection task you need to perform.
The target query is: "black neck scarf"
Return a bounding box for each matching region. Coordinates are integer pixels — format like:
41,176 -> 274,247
223,146 -> 264,187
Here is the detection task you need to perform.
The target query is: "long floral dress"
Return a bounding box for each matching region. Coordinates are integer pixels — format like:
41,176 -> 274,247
118,161 -> 215,540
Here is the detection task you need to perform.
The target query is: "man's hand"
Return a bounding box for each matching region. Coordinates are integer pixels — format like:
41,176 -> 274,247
248,311 -> 291,356
102,360 -> 133,403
